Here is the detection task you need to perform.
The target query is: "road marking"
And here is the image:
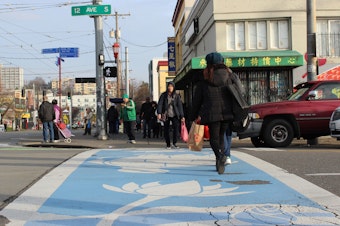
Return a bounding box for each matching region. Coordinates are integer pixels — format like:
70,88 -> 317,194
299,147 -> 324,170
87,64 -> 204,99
306,173 -> 340,176
1,148 -> 339,225
240,147 -> 284,152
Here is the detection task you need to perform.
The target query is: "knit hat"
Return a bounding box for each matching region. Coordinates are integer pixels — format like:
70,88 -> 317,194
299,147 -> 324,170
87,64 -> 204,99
122,93 -> 129,99
205,52 -> 224,65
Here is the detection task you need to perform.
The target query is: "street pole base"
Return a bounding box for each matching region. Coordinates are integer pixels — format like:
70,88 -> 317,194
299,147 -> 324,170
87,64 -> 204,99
97,129 -> 108,140
307,138 -> 318,146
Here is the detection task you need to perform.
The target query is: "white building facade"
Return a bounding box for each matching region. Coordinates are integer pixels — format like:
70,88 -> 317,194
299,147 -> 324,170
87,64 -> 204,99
173,0 -> 340,107
0,66 -> 24,92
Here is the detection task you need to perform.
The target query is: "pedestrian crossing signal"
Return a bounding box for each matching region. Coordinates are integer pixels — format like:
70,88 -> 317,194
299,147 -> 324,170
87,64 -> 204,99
104,66 -> 117,77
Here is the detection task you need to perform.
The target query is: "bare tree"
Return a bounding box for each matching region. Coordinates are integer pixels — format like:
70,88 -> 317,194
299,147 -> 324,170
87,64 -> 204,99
132,81 -> 150,113
26,77 -> 48,90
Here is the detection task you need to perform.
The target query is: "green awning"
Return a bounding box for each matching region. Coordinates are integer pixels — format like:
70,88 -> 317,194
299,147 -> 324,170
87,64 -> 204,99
174,50 -> 303,84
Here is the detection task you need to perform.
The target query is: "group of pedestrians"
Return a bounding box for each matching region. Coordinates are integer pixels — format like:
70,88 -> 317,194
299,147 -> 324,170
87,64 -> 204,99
38,97 -> 61,143
38,52 -> 239,175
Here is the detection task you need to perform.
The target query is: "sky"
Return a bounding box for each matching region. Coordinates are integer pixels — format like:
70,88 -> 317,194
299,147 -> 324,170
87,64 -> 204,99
0,0 -> 177,83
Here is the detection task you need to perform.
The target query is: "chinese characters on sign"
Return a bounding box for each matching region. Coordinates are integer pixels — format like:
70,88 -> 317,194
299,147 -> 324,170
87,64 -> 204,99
192,55 -> 302,69
224,56 -> 300,67
167,37 -> 176,74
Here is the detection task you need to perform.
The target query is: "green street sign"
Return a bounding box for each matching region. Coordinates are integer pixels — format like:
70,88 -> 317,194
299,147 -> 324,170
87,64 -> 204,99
72,5 -> 111,16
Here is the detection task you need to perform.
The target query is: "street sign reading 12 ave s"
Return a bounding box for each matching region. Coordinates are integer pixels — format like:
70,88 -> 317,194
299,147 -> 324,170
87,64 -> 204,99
72,5 -> 111,16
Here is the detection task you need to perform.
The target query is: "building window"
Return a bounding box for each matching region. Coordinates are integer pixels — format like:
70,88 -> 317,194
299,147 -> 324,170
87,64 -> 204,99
226,22 -> 245,50
317,19 -> 340,57
227,19 -> 289,51
270,20 -> 289,49
248,21 -> 267,50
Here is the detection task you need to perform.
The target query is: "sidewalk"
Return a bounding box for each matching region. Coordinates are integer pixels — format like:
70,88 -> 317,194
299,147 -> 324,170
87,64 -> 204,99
18,128 -> 340,149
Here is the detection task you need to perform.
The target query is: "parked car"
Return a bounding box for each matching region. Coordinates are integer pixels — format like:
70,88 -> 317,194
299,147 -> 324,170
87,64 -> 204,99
238,80 -> 340,147
329,106 -> 340,140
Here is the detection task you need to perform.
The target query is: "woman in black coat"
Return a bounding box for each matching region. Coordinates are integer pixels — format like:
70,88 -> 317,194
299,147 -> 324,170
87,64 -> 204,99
192,52 -> 233,174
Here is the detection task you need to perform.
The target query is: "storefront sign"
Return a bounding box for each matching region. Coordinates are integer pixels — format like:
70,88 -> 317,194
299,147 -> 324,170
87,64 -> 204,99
21,113 -> 30,119
191,51 -> 303,69
167,37 -> 176,74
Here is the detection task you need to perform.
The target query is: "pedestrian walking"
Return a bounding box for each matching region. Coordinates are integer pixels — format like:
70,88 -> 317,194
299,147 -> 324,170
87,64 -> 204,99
151,101 -> 160,138
191,52 -> 234,174
107,103 -> 119,136
157,81 -> 185,149
83,108 -> 93,135
224,127 -> 232,165
52,99 -> 61,142
120,94 -> 137,144
140,97 -> 153,139
38,96 -> 55,143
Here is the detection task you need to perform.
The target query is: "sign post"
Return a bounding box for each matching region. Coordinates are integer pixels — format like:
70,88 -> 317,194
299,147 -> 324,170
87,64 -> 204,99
41,47 -> 79,110
72,2 -> 109,140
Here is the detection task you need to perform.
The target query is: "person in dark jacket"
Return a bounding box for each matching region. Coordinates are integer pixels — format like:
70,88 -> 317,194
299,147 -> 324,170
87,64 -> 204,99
140,97 -> 153,138
107,103 -> 119,135
157,81 -> 185,149
38,96 -> 55,143
191,52 -> 233,174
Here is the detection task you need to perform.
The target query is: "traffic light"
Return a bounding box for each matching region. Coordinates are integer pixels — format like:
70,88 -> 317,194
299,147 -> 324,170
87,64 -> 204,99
67,92 -> 71,100
103,66 -> 117,77
21,88 -> 25,97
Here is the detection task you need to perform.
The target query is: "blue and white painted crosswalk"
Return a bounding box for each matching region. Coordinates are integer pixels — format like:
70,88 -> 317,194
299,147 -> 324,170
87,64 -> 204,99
1,148 -> 339,225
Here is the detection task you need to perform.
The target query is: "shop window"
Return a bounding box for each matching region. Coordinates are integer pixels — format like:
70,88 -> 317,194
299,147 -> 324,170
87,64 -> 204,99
269,71 -> 290,102
235,70 -> 291,105
317,19 -> 340,57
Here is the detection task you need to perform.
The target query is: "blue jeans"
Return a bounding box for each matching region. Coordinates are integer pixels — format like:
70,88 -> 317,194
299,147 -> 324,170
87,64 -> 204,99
224,127 -> 232,157
43,121 -> 54,142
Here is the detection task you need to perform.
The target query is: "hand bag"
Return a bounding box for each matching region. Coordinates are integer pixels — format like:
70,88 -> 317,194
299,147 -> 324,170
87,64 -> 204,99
57,121 -> 66,130
187,121 -> 205,151
180,121 -> 188,142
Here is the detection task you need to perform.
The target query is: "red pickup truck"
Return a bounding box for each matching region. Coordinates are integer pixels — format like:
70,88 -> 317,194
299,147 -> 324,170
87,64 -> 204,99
238,80 -> 340,147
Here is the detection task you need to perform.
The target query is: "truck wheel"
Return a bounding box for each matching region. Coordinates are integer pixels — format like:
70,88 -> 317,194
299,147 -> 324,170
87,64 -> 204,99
250,137 -> 267,147
263,119 -> 294,147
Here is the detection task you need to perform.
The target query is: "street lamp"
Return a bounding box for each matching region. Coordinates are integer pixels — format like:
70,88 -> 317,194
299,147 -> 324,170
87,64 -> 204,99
113,42 -> 119,63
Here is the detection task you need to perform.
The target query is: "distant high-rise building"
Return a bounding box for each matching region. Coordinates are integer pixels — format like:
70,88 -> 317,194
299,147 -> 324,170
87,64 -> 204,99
0,65 -> 24,92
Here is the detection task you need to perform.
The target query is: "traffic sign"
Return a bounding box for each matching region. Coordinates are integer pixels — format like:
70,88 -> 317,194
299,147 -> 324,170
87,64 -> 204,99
72,5 -> 111,16
41,47 -> 79,58
59,48 -> 79,58
42,48 -> 59,54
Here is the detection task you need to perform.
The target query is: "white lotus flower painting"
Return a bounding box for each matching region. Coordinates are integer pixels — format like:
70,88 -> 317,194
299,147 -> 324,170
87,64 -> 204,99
22,149 -> 339,226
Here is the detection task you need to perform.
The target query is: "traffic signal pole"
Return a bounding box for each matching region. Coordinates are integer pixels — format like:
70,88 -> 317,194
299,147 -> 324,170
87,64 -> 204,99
93,0 -> 108,140
306,0 -> 318,81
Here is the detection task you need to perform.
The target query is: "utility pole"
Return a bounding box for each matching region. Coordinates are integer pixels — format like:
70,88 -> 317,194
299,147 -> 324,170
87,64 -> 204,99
93,0 -> 107,140
125,46 -> 129,97
113,11 -> 130,98
307,0 -> 318,81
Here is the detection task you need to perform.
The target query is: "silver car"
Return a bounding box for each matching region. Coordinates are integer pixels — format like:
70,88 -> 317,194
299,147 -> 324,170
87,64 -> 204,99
330,106 -> 340,139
